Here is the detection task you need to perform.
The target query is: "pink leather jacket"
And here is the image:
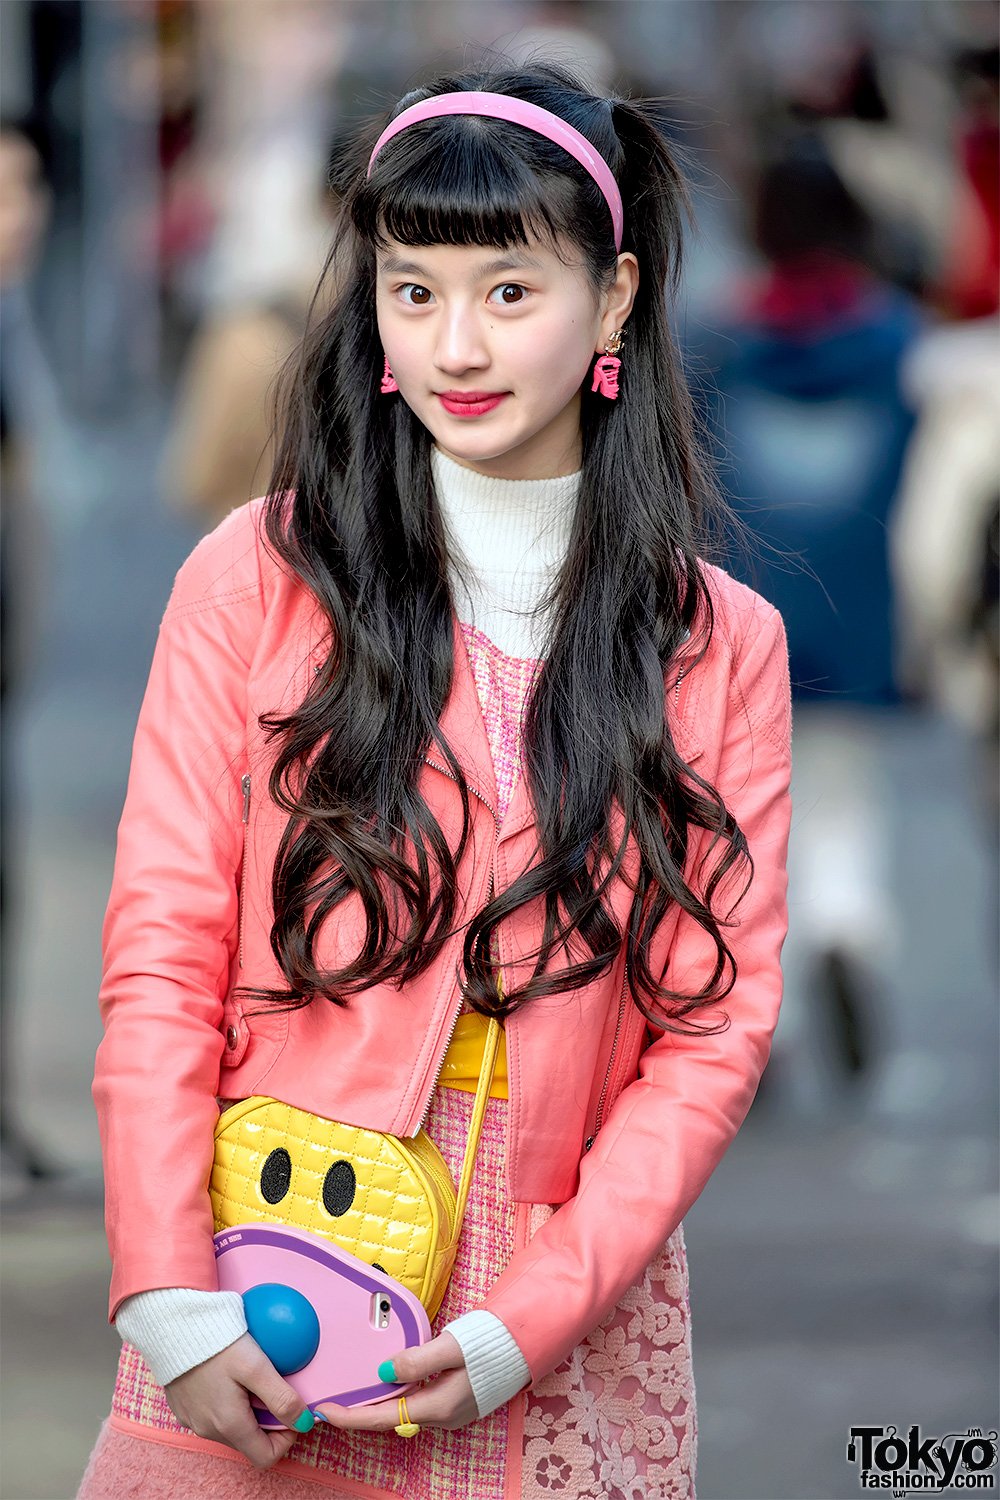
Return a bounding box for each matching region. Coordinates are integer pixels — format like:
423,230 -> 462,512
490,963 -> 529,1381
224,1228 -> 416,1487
93,498 -> 793,1388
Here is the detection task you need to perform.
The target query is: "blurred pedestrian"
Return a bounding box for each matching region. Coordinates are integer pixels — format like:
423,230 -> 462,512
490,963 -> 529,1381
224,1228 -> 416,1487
684,132 -> 925,1113
157,121 -> 351,531
0,112 -> 62,1189
891,315 -> 1000,883
888,40 -> 1000,867
80,59 -> 792,1499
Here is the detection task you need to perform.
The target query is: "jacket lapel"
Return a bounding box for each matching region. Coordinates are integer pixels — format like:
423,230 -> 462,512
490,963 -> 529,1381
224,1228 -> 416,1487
423,609 -> 498,801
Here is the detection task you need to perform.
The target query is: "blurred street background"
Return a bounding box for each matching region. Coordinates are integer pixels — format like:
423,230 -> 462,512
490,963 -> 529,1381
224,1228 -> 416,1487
1,2 -> 997,1498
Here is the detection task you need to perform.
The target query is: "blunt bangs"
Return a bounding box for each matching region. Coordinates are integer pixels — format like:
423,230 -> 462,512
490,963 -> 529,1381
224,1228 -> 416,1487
352,116 -> 595,273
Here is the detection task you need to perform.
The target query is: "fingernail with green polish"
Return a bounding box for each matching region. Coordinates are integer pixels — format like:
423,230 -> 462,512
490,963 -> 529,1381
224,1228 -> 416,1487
377,1360 -> 397,1383
293,1410 -> 315,1433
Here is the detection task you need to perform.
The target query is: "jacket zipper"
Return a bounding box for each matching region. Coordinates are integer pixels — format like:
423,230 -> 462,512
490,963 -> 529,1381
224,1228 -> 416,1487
414,755 -> 501,1135
585,955 -> 630,1152
238,772 -> 251,968
582,641 -> 687,1151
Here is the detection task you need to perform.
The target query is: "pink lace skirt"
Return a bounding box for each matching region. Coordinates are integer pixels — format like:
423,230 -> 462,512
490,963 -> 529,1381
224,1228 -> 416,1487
77,1085 -> 697,1499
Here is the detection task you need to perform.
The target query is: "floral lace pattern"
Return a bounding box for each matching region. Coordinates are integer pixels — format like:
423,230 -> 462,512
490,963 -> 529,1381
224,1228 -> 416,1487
520,1205 -> 697,1500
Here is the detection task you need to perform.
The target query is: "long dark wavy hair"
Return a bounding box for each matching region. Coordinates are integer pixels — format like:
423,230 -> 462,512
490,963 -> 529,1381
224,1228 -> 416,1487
240,57 -> 754,1037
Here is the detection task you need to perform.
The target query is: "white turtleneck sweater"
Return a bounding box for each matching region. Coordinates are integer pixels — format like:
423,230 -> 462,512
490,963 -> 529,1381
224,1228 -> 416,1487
430,442 -> 581,656
114,447 -> 584,1420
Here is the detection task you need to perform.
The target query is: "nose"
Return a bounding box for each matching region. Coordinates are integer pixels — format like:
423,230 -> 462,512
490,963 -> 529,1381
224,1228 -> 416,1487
242,1281 -> 321,1375
434,302 -> 490,374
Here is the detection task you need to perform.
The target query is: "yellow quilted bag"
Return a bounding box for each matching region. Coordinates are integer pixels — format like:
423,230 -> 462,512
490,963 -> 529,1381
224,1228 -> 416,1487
211,1001 -> 503,1323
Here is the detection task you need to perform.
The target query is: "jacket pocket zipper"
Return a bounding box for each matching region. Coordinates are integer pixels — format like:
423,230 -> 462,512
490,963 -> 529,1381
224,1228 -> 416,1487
238,772 -> 251,969
585,957 -> 630,1152
414,756 -> 501,1135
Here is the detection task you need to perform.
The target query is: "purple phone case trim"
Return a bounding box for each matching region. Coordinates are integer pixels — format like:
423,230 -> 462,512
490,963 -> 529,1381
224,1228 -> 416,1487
215,1225 -> 425,1422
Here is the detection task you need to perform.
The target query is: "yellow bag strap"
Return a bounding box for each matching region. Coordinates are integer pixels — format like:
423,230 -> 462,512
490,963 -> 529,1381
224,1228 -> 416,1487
450,971 -> 504,1244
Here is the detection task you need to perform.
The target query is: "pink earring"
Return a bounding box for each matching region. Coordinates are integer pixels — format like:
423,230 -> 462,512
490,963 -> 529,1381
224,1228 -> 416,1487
591,328 -> 625,400
380,354 -> 399,394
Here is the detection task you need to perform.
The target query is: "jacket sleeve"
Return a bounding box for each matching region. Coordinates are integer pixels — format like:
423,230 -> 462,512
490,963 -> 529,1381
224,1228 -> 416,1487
481,599 -> 793,1386
92,505 -> 265,1322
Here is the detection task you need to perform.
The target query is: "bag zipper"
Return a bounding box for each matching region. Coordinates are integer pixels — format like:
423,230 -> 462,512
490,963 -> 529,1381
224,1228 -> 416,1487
414,755 -> 501,1136
238,772 -> 251,969
585,955 -> 630,1152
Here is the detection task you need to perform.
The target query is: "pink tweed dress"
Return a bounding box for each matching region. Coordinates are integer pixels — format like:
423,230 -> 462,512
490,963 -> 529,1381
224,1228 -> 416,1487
77,622 -> 697,1500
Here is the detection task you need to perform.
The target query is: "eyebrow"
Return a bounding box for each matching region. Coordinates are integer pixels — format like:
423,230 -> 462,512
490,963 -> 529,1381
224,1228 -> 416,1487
377,252 -> 546,279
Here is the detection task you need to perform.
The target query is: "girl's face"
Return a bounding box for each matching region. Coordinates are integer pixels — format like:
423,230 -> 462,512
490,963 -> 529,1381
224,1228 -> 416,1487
375,232 -> 638,481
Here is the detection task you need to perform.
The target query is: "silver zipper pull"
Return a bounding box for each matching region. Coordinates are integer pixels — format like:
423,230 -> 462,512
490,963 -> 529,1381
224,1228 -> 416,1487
241,773 -> 252,823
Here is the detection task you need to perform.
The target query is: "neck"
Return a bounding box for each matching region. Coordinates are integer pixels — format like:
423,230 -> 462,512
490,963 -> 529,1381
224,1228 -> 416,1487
430,444 -> 582,658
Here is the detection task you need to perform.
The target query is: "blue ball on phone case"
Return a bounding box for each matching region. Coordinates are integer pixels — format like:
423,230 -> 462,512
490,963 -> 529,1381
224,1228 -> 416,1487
242,1282 -> 321,1375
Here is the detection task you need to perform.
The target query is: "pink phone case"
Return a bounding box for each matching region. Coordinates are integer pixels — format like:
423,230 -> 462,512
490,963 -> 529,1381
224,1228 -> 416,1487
214,1223 -> 433,1426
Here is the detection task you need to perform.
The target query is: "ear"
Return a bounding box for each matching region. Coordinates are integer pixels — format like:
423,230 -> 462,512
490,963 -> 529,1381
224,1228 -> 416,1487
597,253 -> 640,351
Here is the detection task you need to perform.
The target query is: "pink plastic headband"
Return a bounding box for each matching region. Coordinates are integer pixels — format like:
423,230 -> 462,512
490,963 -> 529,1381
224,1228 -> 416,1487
366,90 -> 624,253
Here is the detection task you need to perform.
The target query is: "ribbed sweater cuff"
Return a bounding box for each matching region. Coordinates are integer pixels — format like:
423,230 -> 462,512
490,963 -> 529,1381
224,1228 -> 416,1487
114,1287 -> 248,1387
116,1296 -> 532,1414
442,1310 -> 532,1418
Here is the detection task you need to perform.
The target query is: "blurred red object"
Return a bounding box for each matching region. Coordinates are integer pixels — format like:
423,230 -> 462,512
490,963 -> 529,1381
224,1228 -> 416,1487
943,119 -> 1000,318
938,45 -> 999,321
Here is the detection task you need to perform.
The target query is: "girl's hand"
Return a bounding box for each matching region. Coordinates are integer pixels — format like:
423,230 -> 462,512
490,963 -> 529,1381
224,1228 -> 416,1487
164,1332 -> 316,1470
316,1331 -> 479,1433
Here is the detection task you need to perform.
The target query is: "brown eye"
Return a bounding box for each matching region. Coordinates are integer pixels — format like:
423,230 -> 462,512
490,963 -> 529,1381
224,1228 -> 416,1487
494,283 -> 525,305
399,284 -> 430,306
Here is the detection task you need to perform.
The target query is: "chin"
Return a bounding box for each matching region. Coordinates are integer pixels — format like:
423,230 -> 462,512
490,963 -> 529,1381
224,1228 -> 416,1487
431,427 -> 522,464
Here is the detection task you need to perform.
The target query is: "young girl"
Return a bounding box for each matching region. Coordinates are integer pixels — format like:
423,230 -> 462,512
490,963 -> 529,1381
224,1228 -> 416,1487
79,60 -> 792,1500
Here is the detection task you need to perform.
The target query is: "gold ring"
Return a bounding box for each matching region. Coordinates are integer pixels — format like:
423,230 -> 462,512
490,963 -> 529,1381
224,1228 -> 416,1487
394,1395 -> 421,1438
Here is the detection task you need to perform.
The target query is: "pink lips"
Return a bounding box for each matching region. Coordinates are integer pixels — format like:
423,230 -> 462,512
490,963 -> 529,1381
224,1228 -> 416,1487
437,392 -> 509,417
